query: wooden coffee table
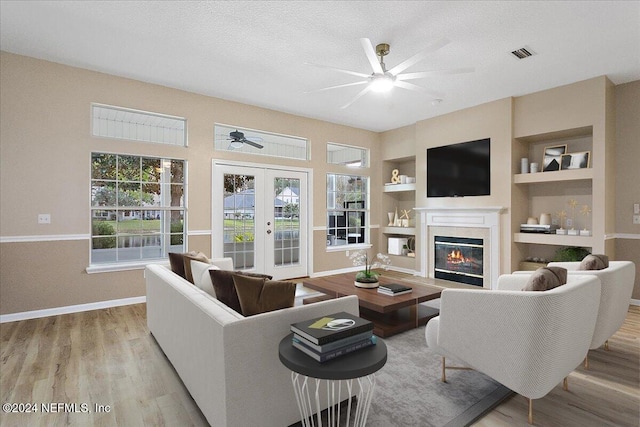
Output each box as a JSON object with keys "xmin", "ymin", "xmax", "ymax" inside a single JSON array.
[{"xmin": 302, "ymin": 273, "xmax": 441, "ymax": 337}]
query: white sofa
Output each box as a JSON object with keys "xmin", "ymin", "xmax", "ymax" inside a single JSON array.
[
  {"xmin": 145, "ymin": 263, "xmax": 360, "ymax": 427},
  {"xmin": 426, "ymin": 273, "xmax": 601, "ymax": 424}
]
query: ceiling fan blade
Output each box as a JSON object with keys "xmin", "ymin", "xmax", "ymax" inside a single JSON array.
[
  {"xmin": 394, "ymin": 81, "xmax": 443, "ymax": 99},
  {"xmin": 243, "ymin": 139, "xmax": 264, "ymax": 149},
  {"xmin": 396, "ymin": 67, "xmax": 475, "ymax": 81},
  {"xmin": 340, "ymin": 85, "xmax": 373, "ymax": 109},
  {"xmin": 360, "ymin": 38, "xmax": 384, "ymax": 74},
  {"xmin": 388, "ymin": 38, "xmax": 450, "ymax": 76},
  {"xmin": 304, "ymin": 62, "xmax": 370, "ymax": 78},
  {"xmin": 305, "ymin": 80, "xmax": 368, "ymax": 94},
  {"xmin": 245, "ymin": 136, "xmax": 263, "ymax": 143}
]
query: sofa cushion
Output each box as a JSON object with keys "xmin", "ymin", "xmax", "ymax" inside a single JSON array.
[
  {"xmin": 191, "ymin": 260, "xmax": 220, "ymax": 297},
  {"xmin": 183, "ymin": 252, "xmax": 210, "ymax": 283},
  {"xmin": 233, "ymin": 275, "xmax": 296, "ymax": 316},
  {"xmin": 209, "ymin": 269, "xmax": 273, "ymax": 313},
  {"xmin": 169, "ymin": 251, "xmax": 208, "ymax": 281},
  {"xmin": 579, "ymin": 254, "xmax": 609, "ymax": 271},
  {"xmin": 522, "ymin": 266, "xmax": 568, "ymax": 291}
]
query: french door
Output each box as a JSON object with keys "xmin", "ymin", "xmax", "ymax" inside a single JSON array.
[{"xmin": 212, "ymin": 162, "xmax": 308, "ymax": 280}]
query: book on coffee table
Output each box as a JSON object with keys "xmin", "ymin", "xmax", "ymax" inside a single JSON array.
[
  {"xmin": 290, "ymin": 312, "xmax": 373, "ymax": 345},
  {"xmin": 377, "ymin": 283, "xmax": 412, "ymax": 296}
]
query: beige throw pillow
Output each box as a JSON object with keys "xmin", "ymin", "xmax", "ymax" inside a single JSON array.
[
  {"xmin": 190, "ymin": 260, "xmax": 220, "ymax": 297},
  {"xmin": 578, "ymin": 254, "xmax": 609, "ymax": 271},
  {"xmin": 522, "ymin": 267, "xmax": 568, "ymax": 291},
  {"xmin": 232, "ymin": 274, "xmax": 296, "ymax": 316}
]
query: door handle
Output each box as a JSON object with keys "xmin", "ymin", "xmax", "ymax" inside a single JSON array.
[{"xmin": 267, "ymin": 229, "xmax": 272, "ymax": 234}]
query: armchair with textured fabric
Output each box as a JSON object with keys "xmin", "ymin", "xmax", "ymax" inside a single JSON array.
[{"xmin": 425, "ymin": 273, "xmax": 601, "ymax": 424}]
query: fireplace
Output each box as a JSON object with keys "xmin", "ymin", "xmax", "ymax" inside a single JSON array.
[{"xmin": 434, "ymin": 236, "xmax": 484, "ymax": 286}]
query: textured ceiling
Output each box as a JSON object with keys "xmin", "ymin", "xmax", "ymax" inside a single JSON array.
[{"xmin": 1, "ymin": 1, "xmax": 639, "ymax": 132}]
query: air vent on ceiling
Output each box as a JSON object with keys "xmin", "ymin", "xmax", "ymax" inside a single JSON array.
[{"xmin": 511, "ymin": 47, "xmax": 534, "ymax": 59}]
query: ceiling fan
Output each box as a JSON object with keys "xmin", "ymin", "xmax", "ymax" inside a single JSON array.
[
  {"xmin": 306, "ymin": 38, "xmax": 473, "ymax": 109},
  {"xmin": 223, "ymin": 130, "xmax": 264, "ymax": 150}
]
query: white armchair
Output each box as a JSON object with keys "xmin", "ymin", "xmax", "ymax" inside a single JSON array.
[
  {"xmin": 425, "ymin": 274, "xmax": 601, "ymax": 424},
  {"xmin": 546, "ymin": 260, "xmax": 635, "ymax": 366}
]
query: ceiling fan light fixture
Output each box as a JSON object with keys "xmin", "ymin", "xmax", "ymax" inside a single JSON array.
[
  {"xmin": 229, "ymin": 140, "xmax": 244, "ymax": 149},
  {"xmin": 369, "ymin": 74, "xmax": 395, "ymax": 93}
]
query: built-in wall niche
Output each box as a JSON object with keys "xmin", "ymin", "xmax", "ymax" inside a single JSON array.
[
  {"xmin": 518, "ymin": 129, "xmax": 593, "ymax": 174},
  {"xmin": 527, "ymin": 181, "xmax": 593, "ymax": 231}
]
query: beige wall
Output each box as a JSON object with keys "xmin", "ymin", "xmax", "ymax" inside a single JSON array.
[
  {"xmin": 2, "ymin": 50, "xmax": 637, "ymax": 316},
  {"xmin": 615, "ymin": 81, "xmax": 640, "ymax": 299},
  {"xmin": 414, "ymin": 98, "xmax": 514, "ymax": 275},
  {"xmin": 0, "ymin": 52, "xmax": 380, "ymax": 315}
]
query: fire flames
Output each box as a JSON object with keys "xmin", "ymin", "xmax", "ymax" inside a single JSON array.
[{"xmin": 447, "ymin": 249, "xmax": 467, "ymax": 264}]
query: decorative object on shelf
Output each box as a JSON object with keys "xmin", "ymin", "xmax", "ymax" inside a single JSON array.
[
  {"xmin": 553, "ymin": 246, "xmax": 591, "ymax": 262},
  {"xmin": 530, "ymin": 162, "xmax": 539, "ymax": 173},
  {"xmin": 407, "ymin": 177, "xmax": 416, "ymax": 183},
  {"xmin": 543, "ymin": 144, "xmax": 567, "ymax": 172},
  {"xmin": 561, "ymin": 151, "xmax": 591, "ymax": 170},
  {"xmin": 580, "ymin": 205, "xmax": 592, "ymax": 236},
  {"xmin": 567, "ymin": 199, "xmax": 578, "ymax": 235},
  {"xmin": 399, "ymin": 209, "xmax": 411, "ymax": 227},
  {"xmin": 527, "ymin": 217, "xmax": 538, "ymax": 225},
  {"xmin": 556, "ymin": 210, "xmax": 568, "ymax": 235},
  {"xmin": 393, "ymin": 207, "xmax": 399, "ymax": 226},
  {"xmin": 390, "ymin": 169, "xmax": 401, "ymax": 184},
  {"xmin": 521, "ymin": 158, "xmax": 529, "ymax": 174},
  {"xmin": 349, "ymin": 250, "xmax": 391, "ymax": 288},
  {"xmin": 399, "ymin": 174, "xmax": 408, "ymax": 184},
  {"xmin": 539, "ymin": 213, "xmax": 552, "ymax": 226},
  {"xmin": 387, "ymin": 212, "xmax": 395, "ymax": 226}
]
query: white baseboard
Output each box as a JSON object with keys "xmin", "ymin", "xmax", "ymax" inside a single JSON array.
[
  {"xmin": 630, "ymin": 299, "xmax": 640, "ymax": 307},
  {"xmin": 0, "ymin": 296, "xmax": 146, "ymax": 323}
]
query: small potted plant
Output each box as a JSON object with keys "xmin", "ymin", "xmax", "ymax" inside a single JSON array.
[{"xmin": 349, "ymin": 250, "xmax": 391, "ymax": 288}]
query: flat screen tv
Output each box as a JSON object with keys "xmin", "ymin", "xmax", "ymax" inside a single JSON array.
[{"xmin": 427, "ymin": 138, "xmax": 491, "ymax": 197}]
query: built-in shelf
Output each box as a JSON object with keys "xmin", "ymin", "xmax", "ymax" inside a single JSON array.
[
  {"xmin": 382, "ymin": 227, "xmax": 415, "ymax": 235},
  {"xmin": 514, "ymin": 168, "xmax": 593, "ymax": 184},
  {"xmin": 383, "ymin": 183, "xmax": 415, "ymax": 192},
  {"xmin": 514, "ymin": 232, "xmax": 594, "ymax": 247}
]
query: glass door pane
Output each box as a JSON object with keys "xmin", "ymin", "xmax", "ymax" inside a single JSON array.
[
  {"xmin": 223, "ymin": 173, "xmax": 256, "ymax": 270},
  {"xmin": 273, "ymin": 177, "xmax": 300, "ymax": 267}
]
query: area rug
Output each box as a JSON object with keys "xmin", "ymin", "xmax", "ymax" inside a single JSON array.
[{"xmin": 365, "ymin": 326, "xmax": 513, "ymax": 427}]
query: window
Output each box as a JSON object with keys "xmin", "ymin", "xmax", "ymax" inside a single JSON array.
[
  {"xmin": 92, "ymin": 104, "xmax": 186, "ymax": 146},
  {"xmin": 326, "ymin": 173, "xmax": 368, "ymax": 247},
  {"xmin": 90, "ymin": 153, "xmax": 186, "ymax": 264},
  {"xmin": 326, "ymin": 143, "xmax": 369, "ymax": 167},
  {"xmin": 214, "ymin": 124, "xmax": 309, "ymax": 160}
]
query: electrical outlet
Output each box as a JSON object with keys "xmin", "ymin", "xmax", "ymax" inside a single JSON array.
[
  {"xmin": 566, "ymin": 218, "xmax": 573, "ymax": 228},
  {"xmin": 345, "ymin": 250, "xmax": 349, "ymax": 257},
  {"xmin": 634, "ymin": 215, "xmax": 640, "ymax": 225},
  {"xmin": 38, "ymin": 214, "xmax": 51, "ymax": 224}
]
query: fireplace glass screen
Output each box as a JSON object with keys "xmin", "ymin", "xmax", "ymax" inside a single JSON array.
[{"xmin": 434, "ymin": 236, "xmax": 484, "ymax": 286}]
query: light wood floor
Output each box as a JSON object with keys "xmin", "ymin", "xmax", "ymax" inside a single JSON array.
[{"xmin": 1, "ymin": 300, "xmax": 638, "ymax": 426}]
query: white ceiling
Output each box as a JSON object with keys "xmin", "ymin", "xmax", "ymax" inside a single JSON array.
[{"xmin": 1, "ymin": 1, "xmax": 639, "ymax": 132}]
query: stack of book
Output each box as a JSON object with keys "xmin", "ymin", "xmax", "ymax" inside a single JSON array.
[
  {"xmin": 290, "ymin": 312, "xmax": 375, "ymax": 363},
  {"xmin": 377, "ymin": 283, "xmax": 412, "ymax": 296}
]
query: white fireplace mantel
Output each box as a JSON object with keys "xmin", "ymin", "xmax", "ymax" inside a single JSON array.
[{"xmin": 414, "ymin": 207, "xmax": 506, "ymax": 288}]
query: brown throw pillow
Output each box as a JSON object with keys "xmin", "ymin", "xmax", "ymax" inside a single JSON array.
[
  {"xmin": 183, "ymin": 252, "xmax": 209, "ymax": 283},
  {"xmin": 169, "ymin": 251, "xmax": 200, "ymax": 279},
  {"xmin": 522, "ymin": 267, "xmax": 568, "ymax": 291},
  {"xmin": 209, "ymin": 270, "xmax": 273, "ymax": 313},
  {"xmin": 233, "ymin": 274, "xmax": 296, "ymax": 316},
  {"xmin": 579, "ymin": 254, "xmax": 609, "ymax": 271}
]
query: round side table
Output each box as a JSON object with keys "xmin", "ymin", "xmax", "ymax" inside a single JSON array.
[{"xmin": 278, "ymin": 333, "xmax": 387, "ymax": 427}]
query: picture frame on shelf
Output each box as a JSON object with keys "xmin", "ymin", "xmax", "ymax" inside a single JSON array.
[
  {"xmin": 560, "ymin": 151, "xmax": 591, "ymax": 170},
  {"xmin": 542, "ymin": 144, "xmax": 567, "ymax": 172}
]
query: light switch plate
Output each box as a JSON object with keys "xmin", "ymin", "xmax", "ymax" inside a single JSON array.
[{"xmin": 634, "ymin": 203, "xmax": 640, "ymax": 214}]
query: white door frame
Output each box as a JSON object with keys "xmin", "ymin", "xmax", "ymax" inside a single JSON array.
[{"xmin": 212, "ymin": 160, "xmax": 314, "ymax": 279}]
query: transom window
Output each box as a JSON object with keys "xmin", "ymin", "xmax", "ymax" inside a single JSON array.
[
  {"xmin": 214, "ymin": 124, "xmax": 309, "ymax": 160},
  {"xmin": 90, "ymin": 152, "xmax": 186, "ymax": 264},
  {"xmin": 327, "ymin": 142, "xmax": 369, "ymax": 167},
  {"xmin": 326, "ymin": 174, "xmax": 368, "ymax": 247},
  {"xmin": 92, "ymin": 104, "xmax": 186, "ymax": 146}
]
